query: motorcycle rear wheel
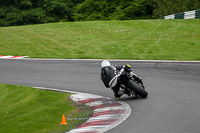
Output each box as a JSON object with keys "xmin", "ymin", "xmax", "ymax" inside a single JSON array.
[{"xmin": 127, "ymin": 79, "xmax": 148, "ymax": 98}]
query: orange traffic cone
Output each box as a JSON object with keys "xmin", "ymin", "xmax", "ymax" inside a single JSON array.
[{"xmin": 60, "ymin": 115, "xmax": 67, "ymax": 125}]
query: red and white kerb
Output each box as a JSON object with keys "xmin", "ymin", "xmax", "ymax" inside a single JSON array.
[{"xmin": 68, "ymin": 93, "xmax": 131, "ymax": 133}]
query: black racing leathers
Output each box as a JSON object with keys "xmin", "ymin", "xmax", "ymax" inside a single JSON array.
[
  {"xmin": 101, "ymin": 64, "xmax": 143, "ymax": 98},
  {"xmin": 100, "ymin": 65, "xmax": 123, "ymax": 97}
]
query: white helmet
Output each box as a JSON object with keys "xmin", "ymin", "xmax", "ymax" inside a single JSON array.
[{"xmin": 101, "ymin": 60, "xmax": 111, "ymax": 68}]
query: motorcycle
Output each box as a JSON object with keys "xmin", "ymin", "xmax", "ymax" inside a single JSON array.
[{"xmin": 109, "ymin": 67, "xmax": 148, "ymax": 98}]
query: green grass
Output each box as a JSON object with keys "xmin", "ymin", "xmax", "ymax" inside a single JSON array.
[
  {"xmin": 0, "ymin": 19, "xmax": 200, "ymax": 60},
  {"xmin": 0, "ymin": 84, "xmax": 77, "ymax": 133}
]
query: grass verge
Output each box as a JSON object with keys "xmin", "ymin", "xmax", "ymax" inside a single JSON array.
[
  {"xmin": 0, "ymin": 19, "xmax": 200, "ymax": 60},
  {"xmin": 0, "ymin": 84, "xmax": 90, "ymax": 133}
]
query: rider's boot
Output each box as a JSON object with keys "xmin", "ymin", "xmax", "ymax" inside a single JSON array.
[
  {"xmin": 112, "ymin": 86, "xmax": 122, "ymax": 99},
  {"xmin": 114, "ymin": 92, "xmax": 122, "ymax": 100},
  {"xmin": 113, "ymin": 89, "xmax": 122, "ymax": 99}
]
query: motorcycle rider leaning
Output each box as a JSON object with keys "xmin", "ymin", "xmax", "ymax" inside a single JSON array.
[{"xmin": 100, "ymin": 60, "xmax": 144, "ymax": 99}]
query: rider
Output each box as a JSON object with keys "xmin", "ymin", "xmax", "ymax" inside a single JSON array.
[{"xmin": 100, "ymin": 60, "xmax": 143, "ymax": 99}]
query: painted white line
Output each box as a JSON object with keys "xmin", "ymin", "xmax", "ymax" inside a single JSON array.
[
  {"xmin": 94, "ymin": 106, "xmax": 125, "ymax": 113},
  {"xmin": 86, "ymin": 101, "xmax": 106, "ymax": 107},
  {"xmin": 0, "ymin": 55, "xmax": 29, "ymax": 59},
  {"xmin": 0, "ymin": 56, "xmax": 13, "ymax": 58},
  {"xmin": 67, "ymin": 126, "xmax": 106, "ymax": 133},
  {"xmin": 71, "ymin": 93, "xmax": 103, "ymax": 101},
  {"xmin": 87, "ymin": 114, "xmax": 123, "ymax": 122},
  {"xmin": 33, "ymin": 86, "xmax": 98, "ymax": 96},
  {"xmin": 85, "ymin": 99, "xmax": 118, "ymax": 107}
]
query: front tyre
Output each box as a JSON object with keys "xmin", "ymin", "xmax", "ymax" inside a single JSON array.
[{"xmin": 127, "ymin": 79, "xmax": 148, "ymax": 98}]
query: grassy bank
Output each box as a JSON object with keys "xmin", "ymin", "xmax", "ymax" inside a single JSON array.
[
  {"xmin": 0, "ymin": 84, "xmax": 78, "ymax": 133},
  {"xmin": 0, "ymin": 19, "xmax": 200, "ymax": 60}
]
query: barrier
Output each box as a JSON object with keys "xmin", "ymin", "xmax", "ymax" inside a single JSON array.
[{"xmin": 161, "ymin": 9, "xmax": 200, "ymax": 19}]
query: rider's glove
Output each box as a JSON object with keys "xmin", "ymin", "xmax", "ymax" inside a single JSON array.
[{"xmin": 130, "ymin": 71, "xmax": 136, "ymax": 77}]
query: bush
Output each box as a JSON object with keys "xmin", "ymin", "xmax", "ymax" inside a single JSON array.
[
  {"xmin": 73, "ymin": 0, "xmax": 154, "ymax": 21},
  {"xmin": 0, "ymin": 0, "xmax": 74, "ymax": 26},
  {"xmin": 45, "ymin": 0, "xmax": 73, "ymax": 21},
  {"xmin": 1, "ymin": 0, "xmax": 199, "ymax": 27},
  {"xmin": 0, "ymin": 7, "xmax": 22, "ymax": 26}
]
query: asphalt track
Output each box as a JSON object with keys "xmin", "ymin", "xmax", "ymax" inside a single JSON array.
[{"xmin": 0, "ymin": 59, "xmax": 200, "ymax": 133}]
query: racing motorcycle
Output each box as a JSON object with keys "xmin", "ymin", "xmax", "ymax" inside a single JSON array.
[{"xmin": 109, "ymin": 67, "xmax": 148, "ymax": 98}]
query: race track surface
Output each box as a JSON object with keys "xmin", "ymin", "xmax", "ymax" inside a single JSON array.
[{"xmin": 0, "ymin": 59, "xmax": 200, "ymax": 133}]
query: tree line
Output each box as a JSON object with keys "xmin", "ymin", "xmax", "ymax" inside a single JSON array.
[{"xmin": 0, "ymin": 0, "xmax": 200, "ymax": 26}]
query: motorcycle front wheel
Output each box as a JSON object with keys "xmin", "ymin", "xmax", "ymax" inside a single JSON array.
[{"xmin": 126, "ymin": 79, "xmax": 148, "ymax": 98}]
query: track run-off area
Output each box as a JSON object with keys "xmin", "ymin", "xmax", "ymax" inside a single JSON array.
[{"xmin": 0, "ymin": 59, "xmax": 200, "ymax": 133}]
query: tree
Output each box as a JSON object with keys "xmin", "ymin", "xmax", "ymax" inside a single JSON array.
[
  {"xmin": 73, "ymin": 0, "xmax": 154, "ymax": 21},
  {"xmin": 0, "ymin": 0, "xmax": 74, "ymax": 26}
]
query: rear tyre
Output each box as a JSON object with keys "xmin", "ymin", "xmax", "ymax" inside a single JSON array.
[{"xmin": 127, "ymin": 79, "xmax": 148, "ymax": 98}]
